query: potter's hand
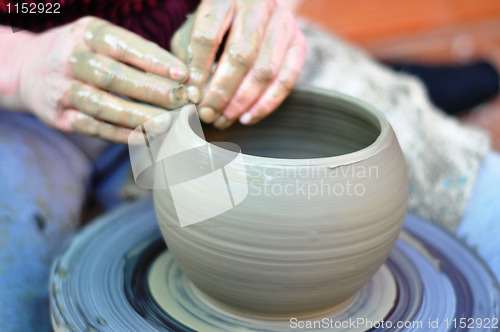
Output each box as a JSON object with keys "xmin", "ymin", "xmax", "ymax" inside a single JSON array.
[
  {"xmin": 171, "ymin": 0, "xmax": 306, "ymax": 129},
  {"xmin": 11, "ymin": 17, "xmax": 189, "ymax": 143}
]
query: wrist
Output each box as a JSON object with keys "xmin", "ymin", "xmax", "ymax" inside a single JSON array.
[{"xmin": 0, "ymin": 28, "xmax": 36, "ymax": 111}]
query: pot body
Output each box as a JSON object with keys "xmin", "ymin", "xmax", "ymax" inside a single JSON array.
[{"xmin": 153, "ymin": 88, "xmax": 408, "ymax": 317}]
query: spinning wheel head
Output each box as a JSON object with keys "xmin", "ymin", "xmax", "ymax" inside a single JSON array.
[{"xmin": 50, "ymin": 199, "xmax": 500, "ymax": 332}]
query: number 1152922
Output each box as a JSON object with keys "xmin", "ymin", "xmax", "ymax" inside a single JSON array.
[{"xmin": 6, "ymin": 2, "xmax": 61, "ymax": 14}]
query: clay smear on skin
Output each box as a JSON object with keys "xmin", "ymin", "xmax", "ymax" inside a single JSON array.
[
  {"xmin": 85, "ymin": 19, "xmax": 188, "ymax": 81},
  {"xmin": 71, "ymin": 52, "xmax": 187, "ymax": 109}
]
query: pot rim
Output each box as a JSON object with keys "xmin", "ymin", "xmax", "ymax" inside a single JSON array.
[{"xmin": 180, "ymin": 86, "xmax": 392, "ymax": 167}]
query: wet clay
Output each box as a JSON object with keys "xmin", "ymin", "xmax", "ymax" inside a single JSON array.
[
  {"xmin": 84, "ymin": 18, "xmax": 188, "ymax": 82},
  {"xmin": 153, "ymin": 88, "xmax": 408, "ymax": 317},
  {"xmin": 185, "ymin": 0, "xmax": 235, "ymax": 89},
  {"xmin": 1, "ymin": 18, "xmax": 189, "ymax": 144},
  {"xmin": 199, "ymin": 3, "xmax": 273, "ymax": 112},
  {"xmin": 71, "ymin": 51, "xmax": 187, "ymax": 109},
  {"xmin": 67, "ymin": 81, "xmax": 171, "ymax": 132}
]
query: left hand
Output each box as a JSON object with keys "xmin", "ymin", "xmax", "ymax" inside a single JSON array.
[
  {"xmin": 171, "ymin": 0, "xmax": 306, "ymax": 129},
  {"xmin": 7, "ymin": 17, "xmax": 189, "ymax": 144}
]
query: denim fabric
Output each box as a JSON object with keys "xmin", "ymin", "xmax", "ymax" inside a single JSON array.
[
  {"xmin": 0, "ymin": 112, "xmax": 92, "ymax": 331},
  {"xmin": 457, "ymin": 151, "xmax": 500, "ymax": 281}
]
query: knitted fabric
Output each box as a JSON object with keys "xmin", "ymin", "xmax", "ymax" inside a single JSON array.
[
  {"xmin": 297, "ymin": 21, "xmax": 491, "ymax": 231},
  {"xmin": 0, "ymin": 0, "xmax": 200, "ymax": 51}
]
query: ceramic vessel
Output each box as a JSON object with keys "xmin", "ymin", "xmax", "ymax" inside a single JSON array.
[{"xmin": 153, "ymin": 87, "xmax": 408, "ymax": 317}]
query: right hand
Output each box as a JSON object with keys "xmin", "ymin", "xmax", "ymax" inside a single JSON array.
[
  {"xmin": 170, "ymin": 0, "xmax": 306, "ymax": 129},
  {"xmin": 18, "ymin": 16, "xmax": 189, "ymax": 143}
]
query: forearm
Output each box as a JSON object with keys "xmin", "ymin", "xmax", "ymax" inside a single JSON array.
[{"xmin": 0, "ymin": 26, "xmax": 35, "ymax": 111}]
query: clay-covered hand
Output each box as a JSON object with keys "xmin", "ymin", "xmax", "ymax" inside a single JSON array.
[
  {"xmin": 170, "ymin": 0, "xmax": 306, "ymax": 129},
  {"xmin": 17, "ymin": 17, "xmax": 189, "ymax": 143}
]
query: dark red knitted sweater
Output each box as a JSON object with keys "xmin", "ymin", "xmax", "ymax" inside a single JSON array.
[{"xmin": 0, "ymin": 0, "xmax": 200, "ymax": 50}]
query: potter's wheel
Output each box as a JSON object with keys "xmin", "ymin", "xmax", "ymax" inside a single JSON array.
[{"xmin": 50, "ymin": 198, "xmax": 500, "ymax": 331}]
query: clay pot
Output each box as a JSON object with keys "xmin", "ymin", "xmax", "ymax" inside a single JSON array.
[{"xmin": 153, "ymin": 87, "xmax": 408, "ymax": 317}]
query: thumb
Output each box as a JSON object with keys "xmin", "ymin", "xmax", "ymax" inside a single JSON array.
[{"xmin": 170, "ymin": 13, "xmax": 196, "ymax": 63}]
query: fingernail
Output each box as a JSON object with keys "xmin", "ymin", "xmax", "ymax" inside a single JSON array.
[
  {"xmin": 239, "ymin": 112, "xmax": 253, "ymax": 125},
  {"xmin": 169, "ymin": 66, "xmax": 186, "ymax": 81},
  {"xmin": 213, "ymin": 115, "xmax": 232, "ymax": 130},
  {"xmin": 170, "ymin": 85, "xmax": 186, "ymax": 100},
  {"xmin": 199, "ymin": 106, "xmax": 216, "ymax": 123},
  {"xmin": 168, "ymin": 85, "xmax": 188, "ymax": 108},
  {"xmin": 187, "ymin": 85, "xmax": 201, "ymax": 104}
]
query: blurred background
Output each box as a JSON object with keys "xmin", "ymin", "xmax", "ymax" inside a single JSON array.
[
  {"xmin": 296, "ymin": 0, "xmax": 500, "ymax": 149},
  {"xmin": 298, "ymin": 0, "xmax": 500, "ymax": 65}
]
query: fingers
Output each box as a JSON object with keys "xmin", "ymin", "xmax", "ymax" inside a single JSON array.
[
  {"xmin": 239, "ymin": 27, "xmax": 306, "ymax": 125},
  {"xmin": 70, "ymin": 51, "xmax": 188, "ymax": 109},
  {"xmin": 56, "ymin": 109, "xmax": 141, "ymax": 144},
  {"xmin": 170, "ymin": 13, "xmax": 196, "ymax": 63},
  {"xmin": 185, "ymin": 0, "xmax": 235, "ymax": 103},
  {"xmin": 197, "ymin": 0, "xmax": 276, "ymax": 124},
  {"xmin": 214, "ymin": 9, "xmax": 294, "ymax": 128},
  {"xmin": 55, "ymin": 78, "xmax": 173, "ymax": 144},
  {"xmin": 84, "ymin": 17, "xmax": 188, "ymax": 82},
  {"xmin": 64, "ymin": 80, "xmax": 172, "ymax": 134}
]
